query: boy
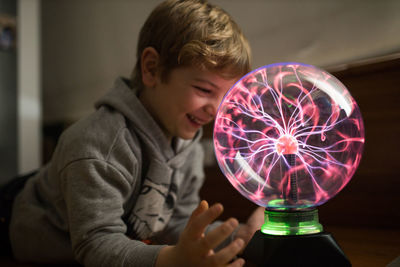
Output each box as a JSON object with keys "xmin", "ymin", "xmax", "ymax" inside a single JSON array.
[{"xmin": 8, "ymin": 0, "xmax": 264, "ymax": 266}]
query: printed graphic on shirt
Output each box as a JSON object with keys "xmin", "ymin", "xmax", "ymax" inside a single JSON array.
[{"xmin": 129, "ymin": 177, "xmax": 177, "ymax": 240}]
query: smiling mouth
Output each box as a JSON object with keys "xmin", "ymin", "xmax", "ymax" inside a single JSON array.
[{"xmin": 187, "ymin": 114, "xmax": 205, "ymax": 126}]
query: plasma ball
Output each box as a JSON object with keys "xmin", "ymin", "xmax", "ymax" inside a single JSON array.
[
  {"xmin": 275, "ymin": 135, "xmax": 298, "ymax": 155},
  {"xmin": 213, "ymin": 62, "xmax": 365, "ymax": 209}
]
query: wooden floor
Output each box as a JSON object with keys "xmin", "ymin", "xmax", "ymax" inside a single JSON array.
[{"xmin": 1, "ymin": 226, "xmax": 399, "ymax": 267}]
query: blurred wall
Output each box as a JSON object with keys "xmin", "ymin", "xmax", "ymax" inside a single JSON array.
[
  {"xmin": 17, "ymin": 0, "xmax": 41, "ymax": 174},
  {"xmin": 41, "ymin": 0, "xmax": 400, "ymax": 124}
]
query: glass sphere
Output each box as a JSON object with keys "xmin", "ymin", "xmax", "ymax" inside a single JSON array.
[{"xmin": 214, "ymin": 62, "xmax": 365, "ymax": 210}]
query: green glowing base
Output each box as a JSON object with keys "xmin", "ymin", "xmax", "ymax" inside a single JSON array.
[
  {"xmin": 243, "ymin": 208, "xmax": 351, "ymax": 266},
  {"xmin": 261, "ymin": 208, "xmax": 323, "ymax": 236}
]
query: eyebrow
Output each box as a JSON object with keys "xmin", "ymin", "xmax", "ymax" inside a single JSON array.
[{"xmin": 193, "ymin": 78, "xmax": 220, "ymax": 90}]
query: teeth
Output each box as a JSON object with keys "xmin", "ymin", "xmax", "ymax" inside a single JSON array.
[{"xmin": 189, "ymin": 114, "xmax": 201, "ymax": 124}]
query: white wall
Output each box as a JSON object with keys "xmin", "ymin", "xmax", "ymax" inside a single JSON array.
[
  {"xmin": 18, "ymin": 0, "xmax": 41, "ymax": 173},
  {"xmin": 41, "ymin": 0, "xmax": 400, "ymax": 124}
]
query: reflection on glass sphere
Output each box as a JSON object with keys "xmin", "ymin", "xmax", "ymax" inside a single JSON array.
[{"xmin": 214, "ymin": 62, "xmax": 365, "ymax": 210}]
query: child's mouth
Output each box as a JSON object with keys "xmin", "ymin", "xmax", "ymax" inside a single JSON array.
[{"xmin": 187, "ymin": 114, "xmax": 202, "ymax": 127}]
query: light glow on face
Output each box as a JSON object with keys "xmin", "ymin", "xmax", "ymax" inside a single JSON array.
[{"xmin": 214, "ymin": 63, "xmax": 365, "ymax": 209}]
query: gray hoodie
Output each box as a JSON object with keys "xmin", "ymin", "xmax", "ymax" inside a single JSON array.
[{"xmin": 10, "ymin": 78, "xmax": 207, "ymax": 266}]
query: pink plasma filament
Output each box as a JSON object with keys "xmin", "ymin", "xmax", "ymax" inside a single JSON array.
[{"xmin": 214, "ymin": 63, "xmax": 365, "ymax": 209}]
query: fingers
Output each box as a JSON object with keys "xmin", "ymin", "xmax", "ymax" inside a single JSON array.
[
  {"xmin": 229, "ymin": 257, "xmax": 245, "ymax": 267},
  {"xmin": 178, "ymin": 201, "xmax": 246, "ymax": 266},
  {"xmin": 186, "ymin": 200, "xmax": 209, "ymax": 232},
  {"xmin": 186, "ymin": 202, "xmax": 224, "ymax": 239},
  {"xmin": 235, "ymin": 206, "xmax": 265, "ymax": 246},
  {"xmin": 188, "ymin": 200, "xmax": 209, "ymax": 223},
  {"xmin": 211, "ymin": 238, "xmax": 245, "ymax": 266},
  {"xmin": 203, "ymin": 218, "xmax": 239, "ymax": 250}
]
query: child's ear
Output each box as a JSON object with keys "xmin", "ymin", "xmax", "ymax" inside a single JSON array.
[{"xmin": 141, "ymin": 47, "xmax": 160, "ymax": 88}]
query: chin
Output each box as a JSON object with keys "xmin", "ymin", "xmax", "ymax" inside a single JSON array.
[
  {"xmin": 180, "ymin": 134, "xmax": 195, "ymax": 140},
  {"xmin": 179, "ymin": 131, "xmax": 197, "ymax": 140}
]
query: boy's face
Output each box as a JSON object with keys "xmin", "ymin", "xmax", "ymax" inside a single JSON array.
[{"xmin": 140, "ymin": 65, "xmax": 238, "ymax": 141}]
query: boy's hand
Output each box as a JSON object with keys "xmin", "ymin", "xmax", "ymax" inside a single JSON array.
[
  {"xmin": 156, "ymin": 200, "xmax": 245, "ymax": 267},
  {"xmin": 235, "ymin": 206, "xmax": 265, "ymax": 251}
]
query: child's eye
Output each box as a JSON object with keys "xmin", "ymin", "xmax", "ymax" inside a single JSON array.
[{"xmin": 194, "ymin": 86, "xmax": 211, "ymax": 94}]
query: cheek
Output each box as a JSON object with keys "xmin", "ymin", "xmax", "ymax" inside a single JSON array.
[{"xmin": 181, "ymin": 92, "xmax": 204, "ymax": 110}]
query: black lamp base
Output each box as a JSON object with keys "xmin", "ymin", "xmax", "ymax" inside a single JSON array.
[{"xmin": 242, "ymin": 230, "xmax": 351, "ymax": 267}]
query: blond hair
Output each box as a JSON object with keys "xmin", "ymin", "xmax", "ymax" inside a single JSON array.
[{"xmin": 131, "ymin": 0, "xmax": 251, "ymax": 88}]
